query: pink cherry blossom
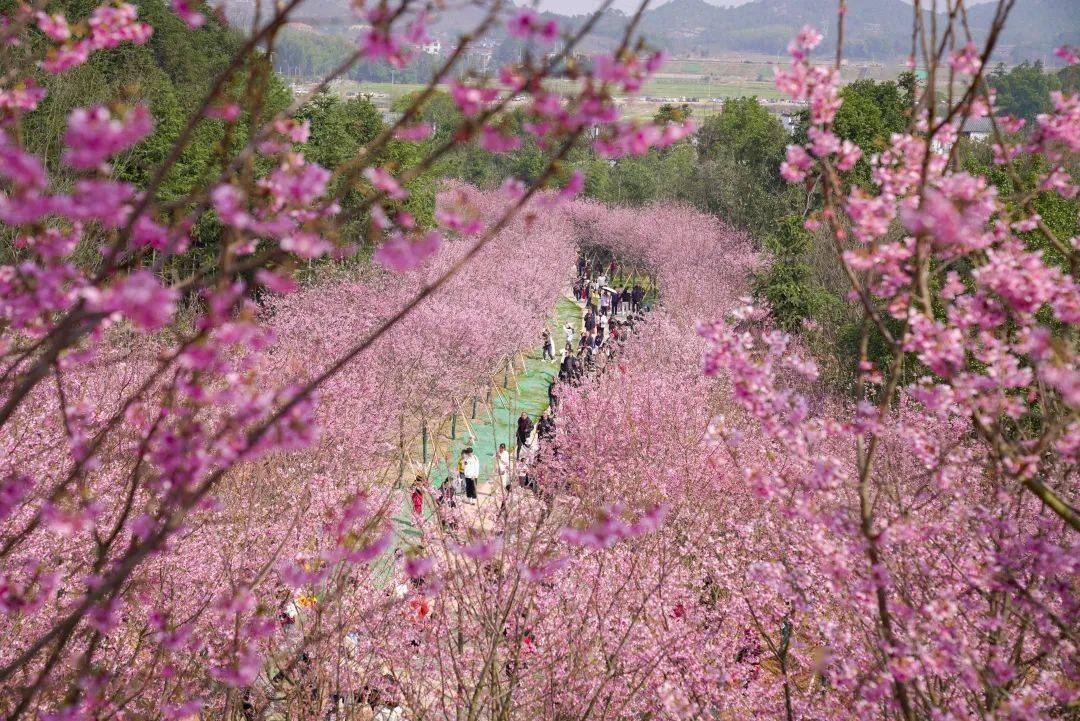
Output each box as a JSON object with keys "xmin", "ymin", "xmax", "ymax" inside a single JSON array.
[
  {"xmin": 88, "ymin": 270, "xmax": 178, "ymax": 330},
  {"xmin": 205, "ymin": 103, "xmax": 241, "ymax": 121},
  {"xmin": 62, "ymin": 105, "xmax": 153, "ymax": 169},
  {"xmin": 1055, "ymin": 44, "xmax": 1079, "ymax": 65},
  {"xmin": 35, "ymin": 12, "xmax": 70, "ymax": 41},
  {"xmin": 372, "ymin": 230, "xmax": 442, "ymax": 272},
  {"xmin": 780, "ymin": 144, "xmax": 812, "ymax": 182},
  {"xmin": 393, "ymin": 122, "xmax": 433, "ymax": 141},
  {"xmin": 478, "ymin": 124, "xmax": 523, "ymax": 153},
  {"xmin": 506, "ymin": 9, "xmax": 558, "ymax": 43},
  {"xmin": 948, "ymin": 42, "xmax": 982, "ymax": 75},
  {"xmin": 170, "ymin": 0, "xmax": 205, "ymax": 28},
  {"xmin": 363, "ymin": 166, "xmax": 408, "ymax": 200}
]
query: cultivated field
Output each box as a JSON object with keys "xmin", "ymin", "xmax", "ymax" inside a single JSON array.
[{"xmin": 320, "ymin": 53, "xmax": 907, "ymax": 119}]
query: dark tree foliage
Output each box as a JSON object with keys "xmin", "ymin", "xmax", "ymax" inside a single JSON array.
[
  {"xmin": 987, "ymin": 60, "xmax": 1061, "ymax": 123},
  {"xmin": 271, "ymin": 27, "xmax": 440, "ymax": 82},
  {"xmin": 753, "ymin": 215, "xmax": 837, "ymax": 331}
]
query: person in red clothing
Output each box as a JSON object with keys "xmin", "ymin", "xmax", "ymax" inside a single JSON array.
[
  {"xmin": 521, "ymin": 629, "xmax": 535, "ymax": 655},
  {"xmin": 411, "ymin": 474, "xmax": 425, "ymax": 517},
  {"xmin": 408, "ymin": 595, "xmax": 431, "ymax": 622}
]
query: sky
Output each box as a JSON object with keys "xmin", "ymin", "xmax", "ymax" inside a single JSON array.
[
  {"xmin": 531, "ymin": 0, "xmax": 745, "ymax": 14},
  {"xmin": 531, "ymin": 0, "xmax": 995, "ymax": 15}
]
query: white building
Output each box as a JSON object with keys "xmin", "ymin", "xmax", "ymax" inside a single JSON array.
[
  {"xmin": 959, "ymin": 116, "xmax": 994, "ymax": 143},
  {"xmin": 422, "ymin": 40, "xmax": 442, "ymax": 55}
]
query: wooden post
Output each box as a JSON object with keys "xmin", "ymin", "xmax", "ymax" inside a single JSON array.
[
  {"xmin": 450, "ymin": 414, "xmax": 457, "ymax": 440},
  {"xmin": 397, "ymin": 415, "xmax": 405, "ymax": 483},
  {"xmin": 471, "ymin": 397, "xmax": 477, "ymax": 419},
  {"xmin": 422, "ymin": 425, "xmax": 428, "ymax": 464}
]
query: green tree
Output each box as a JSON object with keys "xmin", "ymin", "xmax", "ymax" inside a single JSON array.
[
  {"xmin": 654, "ymin": 102, "xmax": 692, "ymax": 124},
  {"xmin": 691, "ymin": 97, "xmax": 796, "ymax": 237},
  {"xmin": 824, "ymin": 78, "xmax": 910, "ymax": 185},
  {"xmin": 297, "ymin": 91, "xmax": 383, "ymax": 170},
  {"xmin": 753, "ymin": 215, "xmax": 838, "ymax": 331},
  {"xmin": 606, "ymin": 154, "xmax": 659, "ymax": 206},
  {"xmin": 987, "ymin": 60, "xmax": 1060, "ymax": 123},
  {"xmin": 12, "ymin": 0, "xmax": 294, "ymax": 275},
  {"xmin": 697, "ymin": 96, "xmax": 786, "ymax": 167}
]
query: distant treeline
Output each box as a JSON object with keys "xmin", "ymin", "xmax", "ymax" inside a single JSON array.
[{"xmin": 271, "ymin": 28, "xmax": 441, "ymax": 83}]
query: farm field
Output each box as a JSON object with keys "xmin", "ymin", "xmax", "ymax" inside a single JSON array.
[{"xmin": 320, "ymin": 53, "xmax": 909, "ymax": 117}]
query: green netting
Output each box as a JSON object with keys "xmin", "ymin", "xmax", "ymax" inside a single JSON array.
[{"xmin": 390, "ymin": 294, "xmax": 583, "ymax": 537}]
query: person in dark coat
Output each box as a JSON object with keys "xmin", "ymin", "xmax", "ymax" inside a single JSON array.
[
  {"xmin": 536, "ymin": 409, "xmax": 555, "ymax": 444},
  {"xmin": 568, "ymin": 353, "xmax": 583, "ymax": 384},
  {"xmin": 516, "ymin": 412, "xmax": 533, "ymax": 458},
  {"xmin": 559, "ymin": 354, "xmax": 572, "ymax": 383},
  {"xmin": 541, "ymin": 328, "xmax": 554, "ymax": 360}
]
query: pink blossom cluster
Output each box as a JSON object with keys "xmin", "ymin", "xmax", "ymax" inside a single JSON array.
[
  {"xmin": 0, "ymin": 0, "xmax": 675, "ymax": 714},
  {"xmin": 506, "ymin": 8, "xmax": 558, "ymax": 43},
  {"xmin": 667, "ymin": 24, "xmax": 1080, "ymax": 721},
  {"xmin": 38, "ymin": 3, "xmax": 152, "ymax": 74},
  {"xmin": 62, "ymin": 105, "xmax": 153, "ymax": 169},
  {"xmin": 0, "ymin": 179, "xmax": 582, "ymax": 715}
]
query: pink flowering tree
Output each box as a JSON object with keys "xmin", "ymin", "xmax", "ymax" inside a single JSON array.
[
  {"xmin": 0, "ymin": 0, "xmax": 700, "ymax": 715},
  {"xmin": 694, "ymin": 8, "xmax": 1079, "ymax": 721},
  {"xmin": 2, "ymin": 0, "xmax": 1077, "ymax": 716}
]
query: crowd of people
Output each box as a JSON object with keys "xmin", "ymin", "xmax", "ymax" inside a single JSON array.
[
  {"xmin": 516, "ymin": 256, "xmax": 651, "ymax": 492},
  {"xmin": 430, "ymin": 255, "xmax": 651, "ymax": 510},
  {"xmin": 368, "ymin": 255, "xmax": 652, "ymax": 720},
  {"xmin": 559, "ymin": 259, "xmax": 649, "ymax": 387}
]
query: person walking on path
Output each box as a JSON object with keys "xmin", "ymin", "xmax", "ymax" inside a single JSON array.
[
  {"xmin": 541, "ymin": 329, "xmax": 555, "ymax": 361},
  {"xmin": 570, "ymin": 349, "xmax": 585, "ymax": 383},
  {"xmin": 516, "ymin": 412, "xmax": 533, "ymax": 459},
  {"xmin": 461, "ymin": 447, "xmax": 479, "ymax": 502},
  {"xmin": 537, "ymin": 409, "xmax": 555, "ymax": 444},
  {"xmin": 411, "ymin": 474, "xmax": 425, "ymax": 518},
  {"xmin": 495, "ymin": 443, "xmax": 511, "ymax": 490},
  {"xmin": 437, "ymin": 474, "xmax": 456, "ymax": 509}
]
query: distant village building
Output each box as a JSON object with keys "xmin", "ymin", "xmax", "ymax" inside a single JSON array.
[
  {"xmin": 959, "ymin": 116, "xmax": 993, "ymax": 143},
  {"xmin": 422, "ymin": 40, "xmax": 442, "ymax": 55},
  {"xmin": 931, "ymin": 116, "xmax": 996, "ymax": 154},
  {"xmin": 464, "ymin": 41, "xmax": 497, "ymax": 73},
  {"xmin": 760, "ymin": 99, "xmax": 804, "ymax": 135}
]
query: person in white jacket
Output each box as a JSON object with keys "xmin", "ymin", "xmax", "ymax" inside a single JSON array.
[
  {"xmin": 462, "ymin": 447, "xmax": 480, "ymax": 502},
  {"xmin": 494, "ymin": 443, "xmax": 511, "ymax": 490}
]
